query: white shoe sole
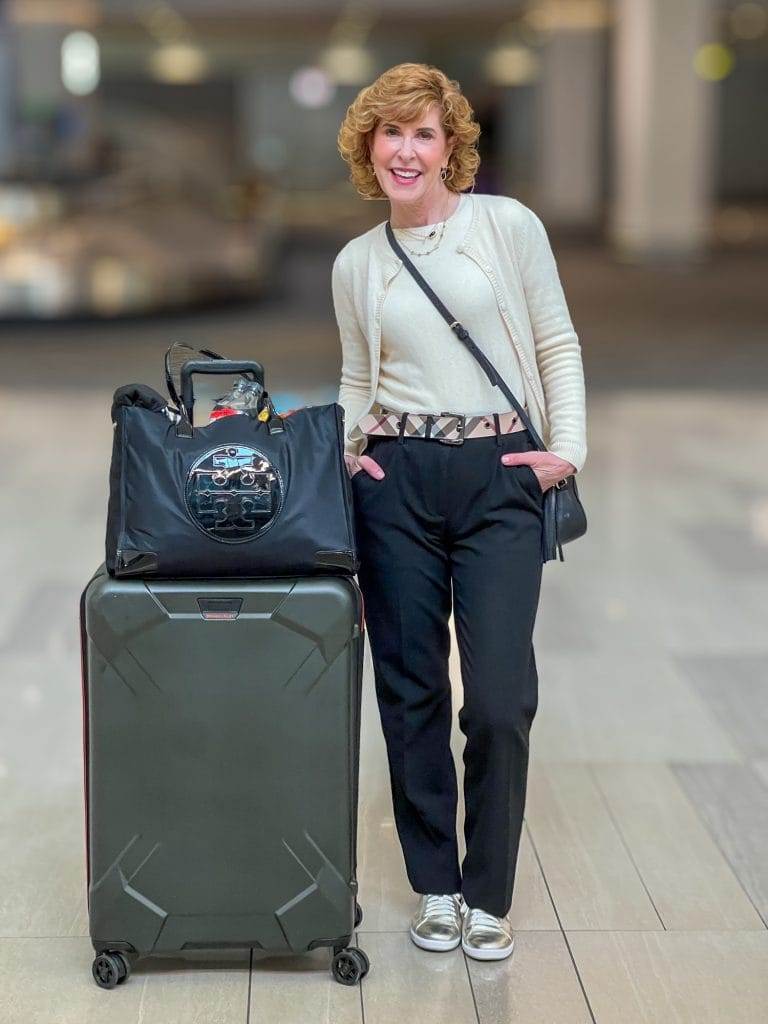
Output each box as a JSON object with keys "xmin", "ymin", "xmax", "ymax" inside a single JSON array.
[
  {"xmin": 461, "ymin": 936, "xmax": 515, "ymax": 961},
  {"xmin": 409, "ymin": 926, "xmax": 461, "ymax": 952}
]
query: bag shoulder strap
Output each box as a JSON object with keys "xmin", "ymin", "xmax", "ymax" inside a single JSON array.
[{"xmin": 384, "ymin": 220, "xmax": 546, "ymax": 451}]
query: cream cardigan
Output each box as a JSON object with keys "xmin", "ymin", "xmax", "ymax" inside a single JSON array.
[
  {"xmin": 378, "ymin": 193, "xmax": 529, "ymax": 420},
  {"xmin": 331, "ymin": 193, "xmax": 588, "ymax": 472}
]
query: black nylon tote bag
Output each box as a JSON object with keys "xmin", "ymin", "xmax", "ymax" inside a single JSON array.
[{"xmin": 105, "ymin": 357, "xmax": 358, "ymax": 578}]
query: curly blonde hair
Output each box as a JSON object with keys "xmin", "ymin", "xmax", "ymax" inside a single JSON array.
[{"xmin": 337, "ymin": 62, "xmax": 481, "ymax": 200}]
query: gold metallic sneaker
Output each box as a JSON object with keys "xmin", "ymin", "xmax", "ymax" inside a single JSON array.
[
  {"xmin": 461, "ymin": 906, "xmax": 515, "ymax": 961},
  {"xmin": 409, "ymin": 893, "xmax": 463, "ymax": 951}
]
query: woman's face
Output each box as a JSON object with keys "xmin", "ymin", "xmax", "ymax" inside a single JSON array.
[{"xmin": 369, "ymin": 104, "xmax": 454, "ymax": 203}]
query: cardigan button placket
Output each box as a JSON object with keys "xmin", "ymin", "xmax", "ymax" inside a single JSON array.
[{"xmin": 463, "ymin": 245, "xmax": 544, "ymax": 411}]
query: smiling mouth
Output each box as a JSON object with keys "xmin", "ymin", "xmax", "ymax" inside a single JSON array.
[{"xmin": 390, "ymin": 169, "xmax": 422, "ymax": 184}]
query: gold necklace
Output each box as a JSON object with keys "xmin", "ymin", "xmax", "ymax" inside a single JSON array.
[
  {"xmin": 395, "ymin": 219, "xmax": 447, "ymax": 257},
  {"xmin": 392, "ymin": 196, "xmax": 460, "ymax": 246},
  {"xmin": 399, "ymin": 222, "xmax": 440, "ymax": 241}
]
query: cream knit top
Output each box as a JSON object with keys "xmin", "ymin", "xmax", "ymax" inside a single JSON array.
[
  {"xmin": 379, "ymin": 193, "xmax": 527, "ymax": 417},
  {"xmin": 332, "ymin": 193, "xmax": 587, "ymax": 472}
]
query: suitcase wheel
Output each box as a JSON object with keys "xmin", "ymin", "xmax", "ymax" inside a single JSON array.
[
  {"xmin": 92, "ymin": 951, "xmax": 131, "ymax": 990},
  {"xmin": 331, "ymin": 947, "xmax": 370, "ymax": 986}
]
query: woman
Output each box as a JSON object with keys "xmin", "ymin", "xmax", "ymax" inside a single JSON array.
[{"xmin": 332, "ymin": 63, "xmax": 586, "ymax": 961}]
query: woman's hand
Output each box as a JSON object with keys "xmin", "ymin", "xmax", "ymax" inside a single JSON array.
[
  {"xmin": 279, "ymin": 410, "xmax": 386, "ymax": 480},
  {"xmin": 500, "ymin": 451, "xmax": 576, "ymax": 492},
  {"xmin": 344, "ymin": 452, "xmax": 385, "ymax": 480}
]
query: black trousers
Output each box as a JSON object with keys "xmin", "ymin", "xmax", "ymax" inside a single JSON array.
[{"xmin": 351, "ymin": 426, "xmax": 544, "ymax": 918}]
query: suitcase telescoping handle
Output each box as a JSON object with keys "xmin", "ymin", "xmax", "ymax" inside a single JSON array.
[{"xmin": 179, "ymin": 359, "xmax": 265, "ymax": 426}]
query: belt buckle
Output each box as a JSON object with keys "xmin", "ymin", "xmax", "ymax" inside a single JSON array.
[{"xmin": 437, "ymin": 411, "xmax": 465, "ymax": 445}]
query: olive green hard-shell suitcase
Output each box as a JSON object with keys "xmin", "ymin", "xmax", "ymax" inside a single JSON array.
[{"xmin": 79, "ymin": 565, "xmax": 368, "ymax": 988}]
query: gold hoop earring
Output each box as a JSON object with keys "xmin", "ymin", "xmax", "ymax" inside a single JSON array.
[{"xmin": 440, "ymin": 166, "xmax": 448, "ymax": 182}]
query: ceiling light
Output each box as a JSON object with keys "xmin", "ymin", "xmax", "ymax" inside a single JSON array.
[
  {"xmin": 149, "ymin": 42, "xmax": 208, "ymax": 84},
  {"xmin": 61, "ymin": 30, "xmax": 100, "ymax": 96}
]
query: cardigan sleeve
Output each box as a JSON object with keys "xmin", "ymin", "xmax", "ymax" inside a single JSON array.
[
  {"xmin": 332, "ymin": 249, "xmax": 372, "ymax": 458},
  {"xmin": 518, "ymin": 209, "xmax": 587, "ymax": 473}
]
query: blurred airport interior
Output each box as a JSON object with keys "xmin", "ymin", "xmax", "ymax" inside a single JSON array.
[
  {"xmin": 0, "ymin": 0, "xmax": 766, "ymax": 402},
  {"xmin": 0, "ymin": 0, "xmax": 766, "ymax": 321},
  {"xmin": 1, "ymin": 2, "xmax": 768, "ymax": 1022}
]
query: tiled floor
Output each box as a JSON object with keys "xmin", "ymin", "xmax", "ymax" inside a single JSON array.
[{"xmin": 1, "ymin": 248, "xmax": 768, "ymax": 1021}]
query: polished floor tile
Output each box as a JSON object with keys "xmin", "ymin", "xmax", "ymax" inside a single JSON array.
[
  {"xmin": 0, "ymin": 582, "xmax": 80, "ymax": 656},
  {"xmin": 531, "ymin": 653, "xmax": 740, "ymax": 762},
  {"xmin": 249, "ymin": 940, "xmax": 363, "ymax": 1024},
  {"xmin": 0, "ymin": 788, "xmax": 87, "ymax": 939},
  {"xmin": 752, "ymin": 759, "xmax": 768, "ymax": 789},
  {"xmin": 355, "ymin": 781, "xmax": 414, "ymax": 933},
  {"xmin": 674, "ymin": 653, "xmax": 768, "ymax": 759},
  {"xmin": 465, "ymin": 930, "xmax": 592, "ymax": 1024},
  {"xmin": 525, "ymin": 763, "xmax": 662, "ymax": 930},
  {"xmin": 531, "ymin": 580, "xmax": 597, "ymax": 652},
  {"xmin": 591, "ymin": 763, "xmax": 763, "ymax": 929},
  {"xmin": 568, "ymin": 930, "xmax": 768, "ymax": 1024},
  {"xmin": 356, "ymin": 931, "xmax": 477, "ymax": 1024},
  {"xmin": 0, "ymin": 939, "xmax": 250, "ymax": 1024},
  {"xmin": 673, "ymin": 763, "xmax": 768, "ymax": 924},
  {"xmin": 683, "ymin": 523, "xmax": 768, "ymax": 574}
]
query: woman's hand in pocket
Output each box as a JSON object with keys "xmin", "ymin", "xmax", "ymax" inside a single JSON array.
[
  {"xmin": 500, "ymin": 451, "xmax": 575, "ymax": 491},
  {"xmin": 344, "ymin": 453, "xmax": 385, "ymax": 480}
]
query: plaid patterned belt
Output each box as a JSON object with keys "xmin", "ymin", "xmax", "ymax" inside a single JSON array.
[{"xmin": 356, "ymin": 407, "xmax": 528, "ymax": 445}]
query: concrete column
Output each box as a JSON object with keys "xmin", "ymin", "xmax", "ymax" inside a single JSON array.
[
  {"xmin": 0, "ymin": 9, "xmax": 14, "ymax": 175},
  {"xmin": 536, "ymin": 28, "xmax": 604, "ymax": 227},
  {"xmin": 15, "ymin": 23, "xmax": 68, "ymax": 114},
  {"xmin": 8, "ymin": 2, "xmax": 101, "ymax": 178},
  {"xmin": 611, "ymin": 0, "xmax": 718, "ymax": 260}
]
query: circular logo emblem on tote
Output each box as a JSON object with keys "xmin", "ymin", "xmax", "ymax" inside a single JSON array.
[{"xmin": 185, "ymin": 445, "xmax": 283, "ymax": 544}]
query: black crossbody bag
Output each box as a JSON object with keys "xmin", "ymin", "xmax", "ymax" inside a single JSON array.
[{"xmin": 385, "ymin": 220, "xmax": 587, "ymax": 563}]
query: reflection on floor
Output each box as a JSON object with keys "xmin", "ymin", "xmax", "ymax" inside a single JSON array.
[{"xmin": 1, "ymin": 376, "xmax": 767, "ymax": 1021}]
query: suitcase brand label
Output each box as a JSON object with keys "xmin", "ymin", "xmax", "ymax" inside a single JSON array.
[
  {"xmin": 197, "ymin": 598, "xmax": 244, "ymax": 619},
  {"xmin": 185, "ymin": 445, "xmax": 283, "ymax": 544}
]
